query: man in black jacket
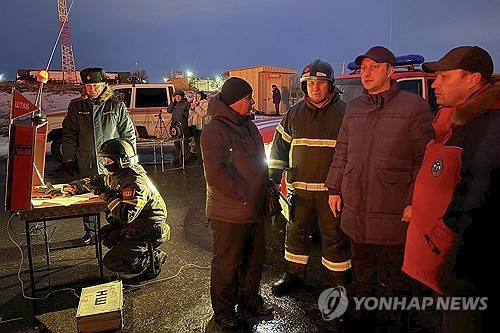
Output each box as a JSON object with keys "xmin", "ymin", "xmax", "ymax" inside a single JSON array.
[
  {"xmin": 167, "ymin": 90, "xmax": 191, "ymax": 164},
  {"xmin": 272, "ymin": 84, "xmax": 281, "ymax": 115},
  {"xmin": 201, "ymin": 77, "xmax": 273, "ymax": 331}
]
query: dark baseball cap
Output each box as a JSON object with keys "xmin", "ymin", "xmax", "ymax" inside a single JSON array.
[
  {"xmin": 355, "ymin": 46, "xmax": 395, "ymax": 66},
  {"xmin": 173, "ymin": 90, "xmax": 185, "ymax": 97},
  {"xmin": 422, "ymin": 46, "xmax": 493, "ymax": 81}
]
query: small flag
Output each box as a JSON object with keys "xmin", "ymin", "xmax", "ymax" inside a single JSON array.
[{"xmin": 11, "ymin": 89, "xmax": 38, "ymax": 119}]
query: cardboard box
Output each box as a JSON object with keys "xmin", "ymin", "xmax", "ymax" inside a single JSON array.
[{"xmin": 76, "ymin": 280, "xmax": 124, "ymax": 333}]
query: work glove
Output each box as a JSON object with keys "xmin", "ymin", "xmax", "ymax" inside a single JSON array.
[
  {"xmin": 62, "ymin": 161, "xmax": 79, "ymax": 177},
  {"xmin": 69, "ymin": 178, "xmax": 91, "ymax": 194},
  {"xmin": 89, "ymin": 175, "xmax": 107, "ymax": 195},
  {"xmin": 99, "ymin": 224, "xmax": 121, "ymax": 249}
]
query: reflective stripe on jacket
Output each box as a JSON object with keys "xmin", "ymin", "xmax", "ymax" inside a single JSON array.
[{"xmin": 269, "ymin": 94, "xmax": 345, "ymax": 192}]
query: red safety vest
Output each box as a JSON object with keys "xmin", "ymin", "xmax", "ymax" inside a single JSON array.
[{"xmin": 402, "ymin": 107, "xmax": 461, "ymax": 294}]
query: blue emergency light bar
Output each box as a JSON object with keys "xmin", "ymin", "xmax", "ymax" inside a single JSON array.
[{"xmin": 347, "ymin": 54, "xmax": 425, "ymax": 71}]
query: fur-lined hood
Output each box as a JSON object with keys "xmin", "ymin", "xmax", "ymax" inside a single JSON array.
[
  {"xmin": 452, "ymin": 74, "xmax": 500, "ymax": 125},
  {"xmin": 80, "ymin": 85, "xmax": 115, "ymax": 102}
]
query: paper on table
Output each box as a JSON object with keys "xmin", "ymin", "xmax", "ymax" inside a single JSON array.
[{"xmin": 32, "ymin": 192, "xmax": 98, "ymax": 207}]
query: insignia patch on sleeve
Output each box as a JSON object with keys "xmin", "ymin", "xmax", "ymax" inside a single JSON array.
[{"xmin": 121, "ymin": 188, "xmax": 136, "ymax": 200}]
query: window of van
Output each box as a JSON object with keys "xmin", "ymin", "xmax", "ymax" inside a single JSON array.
[{"xmin": 136, "ymin": 88, "xmax": 169, "ymax": 108}]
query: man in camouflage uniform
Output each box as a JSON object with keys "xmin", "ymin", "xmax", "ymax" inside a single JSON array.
[{"xmin": 71, "ymin": 139, "xmax": 169, "ymax": 280}]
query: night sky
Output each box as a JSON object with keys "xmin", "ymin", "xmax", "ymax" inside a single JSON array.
[{"xmin": 1, "ymin": 0, "xmax": 499, "ymax": 82}]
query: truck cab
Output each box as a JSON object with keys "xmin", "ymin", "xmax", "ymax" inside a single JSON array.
[{"xmin": 46, "ymin": 82, "xmax": 176, "ymax": 162}]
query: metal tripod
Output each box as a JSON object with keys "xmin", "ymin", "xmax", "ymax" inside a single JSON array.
[
  {"xmin": 153, "ymin": 111, "xmax": 170, "ymax": 172},
  {"xmin": 154, "ymin": 111, "xmax": 169, "ymax": 139}
]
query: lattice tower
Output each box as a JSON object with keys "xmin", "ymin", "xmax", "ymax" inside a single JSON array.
[{"xmin": 56, "ymin": 0, "xmax": 78, "ymax": 84}]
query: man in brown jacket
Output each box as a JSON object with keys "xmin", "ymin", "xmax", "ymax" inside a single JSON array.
[
  {"xmin": 201, "ymin": 77, "xmax": 273, "ymax": 331},
  {"xmin": 325, "ymin": 46, "xmax": 433, "ymax": 330}
]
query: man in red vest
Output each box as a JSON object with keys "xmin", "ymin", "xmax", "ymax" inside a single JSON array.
[{"xmin": 403, "ymin": 46, "xmax": 499, "ymax": 333}]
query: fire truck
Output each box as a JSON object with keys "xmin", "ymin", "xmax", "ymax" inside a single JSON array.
[{"xmin": 335, "ymin": 54, "xmax": 438, "ymax": 112}]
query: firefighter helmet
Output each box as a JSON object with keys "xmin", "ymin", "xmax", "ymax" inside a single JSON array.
[
  {"xmin": 300, "ymin": 59, "xmax": 335, "ymax": 94},
  {"xmin": 98, "ymin": 138, "xmax": 138, "ymax": 169}
]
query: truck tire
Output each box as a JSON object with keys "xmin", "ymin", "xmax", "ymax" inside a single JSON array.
[{"xmin": 51, "ymin": 137, "xmax": 63, "ymax": 163}]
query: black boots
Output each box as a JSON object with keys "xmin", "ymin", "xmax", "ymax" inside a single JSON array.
[{"xmin": 271, "ymin": 272, "xmax": 308, "ymax": 296}]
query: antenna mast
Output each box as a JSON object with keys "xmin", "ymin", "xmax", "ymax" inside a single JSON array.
[{"xmin": 56, "ymin": 0, "xmax": 78, "ymax": 84}]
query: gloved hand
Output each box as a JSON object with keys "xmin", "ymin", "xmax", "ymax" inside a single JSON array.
[
  {"xmin": 89, "ymin": 175, "xmax": 107, "ymax": 195},
  {"xmin": 99, "ymin": 224, "xmax": 121, "ymax": 249},
  {"xmin": 62, "ymin": 161, "xmax": 79, "ymax": 177}
]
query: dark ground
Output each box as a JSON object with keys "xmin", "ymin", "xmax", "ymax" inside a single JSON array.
[{"xmin": 0, "ymin": 144, "xmax": 440, "ymax": 333}]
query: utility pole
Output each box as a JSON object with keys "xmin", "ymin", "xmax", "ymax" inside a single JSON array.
[{"xmin": 389, "ymin": 0, "xmax": 393, "ymax": 50}]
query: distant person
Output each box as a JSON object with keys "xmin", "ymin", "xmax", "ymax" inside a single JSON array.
[
  {"xmin": 269, "ymin": 59, "xmax": 351, "ymax": 297},
  {"xmin": 324, "ymin": 46, "xmax": 433, "ymax": 330},
  {"xmin": 118, "ymin": 90, "xmax": 131, "ymax": 108},
  {"xmin": 68, "ymin": 138, "xmax": 169, "ymax": 281},
  {"xmin": 201, "ymin": 77, "xmax": 273, "ymax": 331},
  {"xmin": 272, "ymin": 84, "xmax": 281, "ymax": 115},
  {"xmin": 402, "ymin": 46, "xmax": 499, "ymax": 333},
  {"xmin": 62, "ymin": 67, "xmax": 136, "ymax": 245},
  {"xmin": 167, "ymin": 90, "xmax": 190, "ymax": 164},
  {"xmin": 189, "ymin": 91, "xmax": 209, "ymax": 165}
]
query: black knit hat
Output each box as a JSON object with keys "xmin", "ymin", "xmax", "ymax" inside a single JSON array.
[
  {"xmin": 220, "ymin": 77, "xmax": 253, "ymax": 105},
  {"xmin": 80, "ymin": 67, "xmax": 107, "ymax": 84}
]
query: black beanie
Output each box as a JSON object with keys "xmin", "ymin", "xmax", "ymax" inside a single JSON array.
[{"xmin": 220, "ymin": 77, "xmax": 252, "ymax": 105}]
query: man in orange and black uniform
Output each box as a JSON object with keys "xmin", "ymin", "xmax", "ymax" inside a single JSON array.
[{"xmin": 269, "ymin": 59, "xmax": 352, "ymax": 296}]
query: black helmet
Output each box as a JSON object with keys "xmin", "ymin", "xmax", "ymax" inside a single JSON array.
[
  {"xmin": 300, "ymin": 59, "xmax": 335, "ymax": 94},
  {"xmin": 98, "ymin": 138, "xmax": 138, "ymax": 169}
]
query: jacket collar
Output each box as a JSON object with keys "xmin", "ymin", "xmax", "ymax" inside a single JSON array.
[
  {"xmin": 207, "ymin": 93, "xmax": 252, "ymax": 126},
  {"xmin": 363, "ymin": 79, "xmax": 399, "ymax": 110},
  {"xmin": 304, "ymin": 90, "xmax": 340, "ymax": 110},
  {"xmin": 451, "ymin": 75, "xmax": 500, "ymax": 125},
  {"xmin": 82, "ymin": 85, "xmax": 114, "ymax": 104}
]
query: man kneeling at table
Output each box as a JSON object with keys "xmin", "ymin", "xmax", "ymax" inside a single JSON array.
[{"xmin": 67, "ymin": 138, "xmax": 170, "ymax": 281}]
